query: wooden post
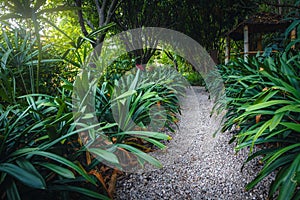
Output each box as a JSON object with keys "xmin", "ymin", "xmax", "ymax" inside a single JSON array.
[
  {"xmin": 244, "ymin": 25, "xmax": 249, "ymax": 61},
  {"xmin": 225, "ymin": 36, "xmax": 230, "ymax": 64},
  {"xmin": 210, "ymin": 50, "xmax": 219, "ymax": 64},
  {"xmin": 291, "ymin": 28, "xmax": 296, "ymax": 50},
  {"xmin": 257, "ymin": 33, "xmax": 263, "ymax": 51},
  {"xmin": 278, "ymin": 0, "xmax": 282, "ymax": 15}
]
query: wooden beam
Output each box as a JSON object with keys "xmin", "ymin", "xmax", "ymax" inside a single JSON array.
[
  {"xmin": 263, "ymin": 2, "xmax": 300, "ymax": 9},
  {"xmin": 236, "ymin": 50, "xmax": 278, "ymax": 55}
]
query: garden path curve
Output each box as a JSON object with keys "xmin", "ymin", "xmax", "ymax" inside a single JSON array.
[{"xmin": 115, "ymin": 86, "xmax": 273, "ymax": 200}]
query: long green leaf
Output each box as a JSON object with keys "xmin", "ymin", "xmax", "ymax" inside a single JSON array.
[
  {"xmin": 16, "ymin": 159, "xmax": 46, "ymax": 186},
  {"xmin": 269, "ymin": 112, "xmax": 285, "ymax": 131},
  {"xmin": 26, "ymin": 151, "xmax": 96, "ymax": 185},
  {"xmin": 246, "ymin": 100, "xmax": 293, "ymax": 112},
  {"xmin": 48, "ymin": 185, "xmax": 110, "ymax": 200},
  {"xmin": 275, "ymin": 104, "xmax": 300, "ymax": 114},
  {"xmin": 264, "ymin": 143, "xmax": 300, "ymax": 170},
  {"xmin": 277, "ymin": 154, "xmax": 300, "ymax": 200},
  {"xmin": 0, "ymin": 163, "xmax": 45, "ymax": 189},
  {"xmin": 112, "ymin": 131, "xmax": 171, "ymax": 140},
  {"xmin": 112, "ymin": 90, "xmax": 137, "ymax": 102},
  {"xmin": 88, "ymin": 148, "xmax": 119, "ymax": 165},
  {"xmin": 38, "ymin": 162, "xmax": 75, "ymax": 179},
  {"xmin": 116, "ymin": 144, "xmax": 162, "ymax": 168},
  {"xmin": 280, "ymin": 122, "xmax": 300, "ymax": 132},
  {"xmin": 246, "ymin": 154, "xmax": 295, "ymax": 190},
  {"xmin": 6, "ymin": 180, "xmax": 21, "ymax": 200},
  {"xmin": 251, "ymin": 119, "xmax": 272, "ymax": 151}
]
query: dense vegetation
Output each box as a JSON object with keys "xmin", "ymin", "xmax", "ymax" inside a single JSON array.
[
  {"xmin": 214, "ymin": 13, "xmax": 300, "ymax": 199},
  {"xmin": 0, "ymin": 0, "xmax": 299, "ymax": 199}
]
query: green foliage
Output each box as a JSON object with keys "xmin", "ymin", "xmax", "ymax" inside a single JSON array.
[
  {"xmin": 182, "ymin": 72, "xmax": 204, "ymax": 86},
  {"xmin": 0, "ymin": 75, "xmax": 180, "ymax": 198},
  {"xmin": 211, "ymin": 10, "xmax": 300, "ymax": 199},
  {"xmin": 74, "ymin": 66, "xmax": 187, "ymax": 170},
  {"xmin": 99, "ymin": 57, "xmax": 135, "ymax": 85},
  {"xmin": 5, "ymin": 0, "xmax": 299, "ymax": 199},
  {"xmin": 0, "ymin": 24, "xmax": 62, "ymax": 106},
  {"xmin": 62, "ymin": 23, "xmax": 115, "ymax": 70},
  {"xmin": 0, "ymin": 86, "xmax": 111, "ymax": 199},
  {"xmin": 217, "ymin": 48, "xmax": 300, "ymax": 199},
  {"xmin": 0, "ymin": 0, "xmax": 74, "ymax": 92}
]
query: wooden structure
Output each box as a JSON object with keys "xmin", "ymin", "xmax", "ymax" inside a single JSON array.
[{"xmin": 225, "ymin": 12, "xmax": 292, "ymax": 63}]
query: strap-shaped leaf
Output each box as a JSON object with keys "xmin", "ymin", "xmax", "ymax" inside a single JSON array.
[
  {"xmin": 88, "ymin": 148, "xmax": 119, "ymax": 165},
  {"xmin": 281, "ymin": 122, "xmax": 300, "ymax": 133},
  {"xmin": 48, "ymin": 185, "xmax": 110, "ymax": 200},
  {"xmin": 6, "ymin": 180, "xmax": 21, "ymax": 200},
  {"xmin": 26, "ymin": 151, "xmax": 96, "ymax": 185},
  {"xmin": 16, "ymin": 159, "xmax": 45, "ymax": 186},
  {"xmin": 117, "ymin": 144, "xmax": 162, "ymax": 168},
  {"xmin": 246, "ymin": 100, "xmax": 293, "ymax": 112},
  {"xmin": 38, "ymin": 162, "xmax": 75, "ymax": 179},
  {"xmin": 0, "ymin": 163, "xmax": 45, "ymax": 189}
]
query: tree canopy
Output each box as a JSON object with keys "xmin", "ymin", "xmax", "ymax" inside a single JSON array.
[{"xmin": 0, "ymin": 0, "xmax": 298, "ymax": 65}]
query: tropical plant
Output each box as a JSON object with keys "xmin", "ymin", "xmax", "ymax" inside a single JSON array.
[
  {"xmin": 216, "ymin": 44, "xmax": 300, "ymax": 200},
  {"xmin": 208, "ymin": 6, "xmax": 300, "ymax": 198},
  {"xmin": 0, "ymin": 86, "xmax": 113, "ymax": 199},
  {"xmin": 0, "ymin": 64, "xmax": 188, "ymax": 198},
  {"xmin": 0, "ymin": 23, "xmax": 63, "ymax": 105},
  {"xmin": 73, "ymin": 65, "xmax": 187, "ymax": 171},
  {"xmin": 182, "ymin": 71, "xmax": 204, "ymax": 86},
  {"xmin": 0, "ymin": 0, "xmax": 74, "ymax": 92},
  {"xmin": 96, "ymin": 66, "xmax": 187, "ymax": 132}
]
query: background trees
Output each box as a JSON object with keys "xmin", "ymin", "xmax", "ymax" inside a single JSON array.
[{"xmin": 69, "ymin": 0, "xmax": 296, "ymax": 65}]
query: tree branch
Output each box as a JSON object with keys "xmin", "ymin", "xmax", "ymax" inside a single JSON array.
[
  {"xmin": 86, "ymin": 19, "xmax": 95, "ymax": 30},
  {"xmin": 94, "ymin": 0, "xmax": 106, "ymax": 26},
  {"xmin": 105, "ymin": 0, "xmax": 118, "ymax": 25},
  {"xmin": 75, "ymin": 0, "xmax": 89, "ymax": 37}
]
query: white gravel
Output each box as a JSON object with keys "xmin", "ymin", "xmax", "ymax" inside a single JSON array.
[{"xmin": 115, "ymin": 87, "xmax": 274, "ymax": 199}]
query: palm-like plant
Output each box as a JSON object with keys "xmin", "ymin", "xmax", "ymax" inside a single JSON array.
[
  {"xmin": 0, "ymin": 0, "xmax": 74, "ymax": 93},
  {"xmin": 0, "ymin": 86, "xmax": 113, "ymax": 199},
  {"xmin": 0, "ymin": 24, "xmax": 62, "ymax": 105},
  {"xmin": 217, "ymin": 47, "xmax": 300, "ymax": 199},
  {"xmin": 72, "ymin": 64, "xmax": 188, "ymax": 172},
  {"xmin": 213, "ymin": 13, "xmax": 300, "ymax": 199},
  {"xmin": 234, "ymin": 53, "xmax": 300, "ymax": 199}
]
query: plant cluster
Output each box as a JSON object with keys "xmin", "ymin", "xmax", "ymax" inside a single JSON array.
[
  {"xmin": 0, "ymin": 88, "xmax": 112, "ymax": 199},
  {"xmin": 215, "ymin": 17, "xmax": 300, "ymax": 199},
  {"xmin": 0, "ymin": 25, "xmax": 63, "ymax": 106},
  {"xmin": 0, "ymin": 58, "xmax": 186, "ymax": 199},
  {"xmin": 182, "ymin": 72, "xmax": 204, "ymax": 86}
]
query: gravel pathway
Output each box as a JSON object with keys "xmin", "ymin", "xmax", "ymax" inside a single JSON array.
[{"xmin": 115, "ymin": 87, "xmax": 273, "ymax": 199}]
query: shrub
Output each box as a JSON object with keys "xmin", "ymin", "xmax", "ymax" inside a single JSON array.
[
  {"xmin": 0, "ymin": 24, "xmax": 63, "ymax": 106},
  {"xmin": 213, "ymin": 13, "xmax": 300, "ymax": 199},
  {"xmin": 0, "ymin": 87, "xmax": 110, "ymax": 199},
  {"xmin": 217, "ymin": 50, "xmax": 300, "ymax": 199},
  {"xmin": 182, "ymin": 71, "xmax": 205, "ymax": 86}
]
